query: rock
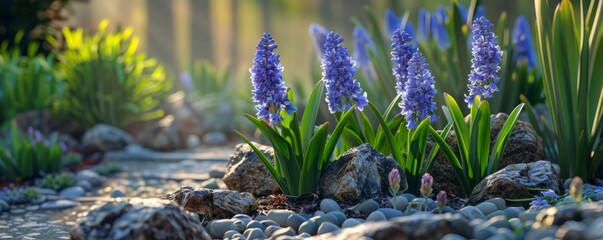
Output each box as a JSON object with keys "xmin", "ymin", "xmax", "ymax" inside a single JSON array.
[
  {"xmin": 269, "ymin": 227, "xmax": 296, "ymax": 238},
  {"xmin": 469, "ymin": 160, "xmax": 563, "ymax": 204},
  {"xmin": 366, "ymin": 211, "xmax": 387, "ymax": 222},
  {"xmin": 264, "ymin": 225, "xmax": 282, "ymax": 237},
  {"xmin": 200, "ymin": 179, "xmax": 220, "ymax": 189},
  {"xmin": 349, "ymin": 199, "xmax": 379, "ymax": 216},
  {"xmin": 430, "ymin": 114, "xmax": 545, "ymax": 196},
  {"xmin": 475, "ymin": 202, "xmax": 498, "ymax": 216},
  {"xmin": 161, "ymin": 186, "xmax": 257, "ymax": 222},
  {"xmin": 327, "ymin": 211, "xmax": 347, "ymax": 226},
  {"xmin": 70, "ymin": 201, "xmax": 209, "ymax": 240},
  {"xmin": 223, "ymin": 142, "xmax": 279, "ymax": 197},
  {"xmin": 76, "ymin": 170, "xmax": 105, "ymax": 187},
  {"xmin": 82, "ymin": 124, "xmax": 134, "ymax": 151},
  {"xmin": 317, "ymin": 222, "xmax": 340, "ymax": 235},
  {"xmin": 246, "ymin": 220, "xmax": 265, "ymax": 231},
  {"xmin": 532, "ymin": 204, "xmax": 603, "ymax": 229},
  {"xmin": 458, "ymin": 206, "xmax": 486, "ymax": 220},
  {"xmin": 187, "ymin": 135, "xmax": 201, "ymax": 148},
  {"xmin": 267, "ymin": 209, "xmax": 296, "ymax": 227},
  {"xmin": 209, "ymin": 219, "xmax": 244, "ymax": 239},
  {"xmin": 59, "ymin": 186, "xmax": 85, "ymax": 199},
  {"xmin": 0, "ymin": 199, "xmax": 9, "ymax": 211},
  {"xmin": 204, "ymin": 132, "xmax": 227, "ymax": 145},
  {"xmin": 378, "ymin": 208, "xmax": 404, "ymax": 219},
  {"xmin": 40, "ymin": 200, "xmax": 79, "ymax": 210},
  {"xmin": 298, "ymin": 220, "xmax": 318, "ymax": 235},
  {"xmin": 135, "ymin": 115, "xmax": 185, "ymax": 151},
  {"xmin": 319, "ymin": 144, "xmax": 407, "ymax": 204},
  {"xmin": 309, "ymin": 213, "xmax": 472, "ymax": 239},
  {"xmin": 11, "ymin": 109, "xmax": 82, "ymax": 139},
  {"xmin": 260, "ymin": 219, "xmax": 279, "ymax": 228},
  {"xmin": 243, "ymin": 228, "xmax": 266, "ymax": 239},
  {"xmin": 341, "ymin": 218, "xmax": 361, "ymax": 228},
  {"xmin": 320, "ymin": 198, "xmax": 341, "ymax": 213},
  {"xmin": 76, "ymin": 180, "xmax": 93, "ymax": 191},
  {"xmin": 36, "ymin": 187, "xmax": 58, "ymax": 195},
  {"xmin": 209, "ymin": 168, "xmax": 226, "ymax": 179},
  {"xmin": 392, "ymin": 196, "xmax": 409, "ymax": 210},
  {"xmin": 287, "ymin": 214, "xmax": 307, "ymax": 231},
  {"xmin": 111, "ymin": 189, "xmax": 126, "ymax": 198}
]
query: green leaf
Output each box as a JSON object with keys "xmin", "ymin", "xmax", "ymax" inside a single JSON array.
[
  {"xmin": 368, "ymin": 102, "xmax": 404, "ymax": 164},
  {"xmin": 299, "ymin": 123, "xmax": 329, "ymax": 195},
  {"xmin": 323, "ymin": 108, "xmax": 355, "ymax": 166},
  {"xmin": 408, "ymin": 119, "xmax": 431, "ymax": 176},
  {"xmin": 487, "ymin": 103, "xmax": 524, "ymax": 174},
  {"xmin": 300, "ymin": 81, "xmax": 324, "ymax": 150},
  {"xmin": 443, "ymin": 93, "xmax": 470, "ymax": 167},
  {"xmin": 428, "ymin": 127, "xmax": 471, "ymax": 194},
  {"xmin": 473, "ymin": 101, "xmax": 491, "ymax": 179},
  {"xmin": 358, "ymin": 111, "xmax": 375, "ymax": 144}
]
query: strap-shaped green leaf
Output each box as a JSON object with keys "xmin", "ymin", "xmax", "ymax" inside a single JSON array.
[
  {"xmin": 487, "ymin": 103, "xmax": 524, "ymax": 174},
  {"xmin": 408, "ymin": 119, "xmax": 431, "ymax": 176},
  {"xmin": 428, "ymin": 127, "xmax": 471, "ymax": 194},
  {"xmin": 368, "ymin": 102, "xmax": 404, "ymax": 165},
  {"xmin": 323, "ymin": 108, "xmax": 355, "ymax": 166},
  {"xmin": 359, "ymin": 111, "xmax": 375, "ymax": 144},
  {"xmin": 300, "ymin": 81, "xmax": 324, "ymax": 150},
  {"xmin": 444, "ymin": 93, "xmax": 470, "ymax": 168},
  {"xmin": 299, "ymin": 123, "xmax": 329, "ymax": 195},
  {"xmin": 474, "ymin": 101, "xmax": 491, "ymax": 179}
]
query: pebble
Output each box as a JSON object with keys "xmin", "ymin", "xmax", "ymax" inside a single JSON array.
[
  {"xmin": 59, "ymin": 186, "xmax": 85, "ymax": 199},
  {"xmin": 326, "ymin": 211, "xmax": 346, "ymax": 226},
  {"xmin": 486, "ymin": 198, "xmax": 507, "ymax": 210},
  {"xmin": 504, "ymin": 207, "xmax": 525, "ymax": 219},
  {"xmin": 366, "ymin": 211, "xmax": 387, "ymax": 222},
  {"xmin": 0, "ymin": 200, "xmax": 8, "ymax": 212},
  {"xmin": 25, "ymin": 206, "xmax": 39, "ymax": 211},
  {"xmin": 209, "ymin": 169, "xmax": 226, "ymax": 179},
  {"xmin": 110, "ymin": 189, "xmax": 126, "ymax": 198},
  {"xmin": 484, "ymin": 215, "xmax": 512, "ymax": 229},
  {"xmin": 76, "ymin": 170, "xmax": 104, "ymax": 187},
  {"xmin": 286, "ymin": 214, "xmax": 306, "ymax": 231},
  {"xmin": 341, "ymin": 218, "xmax": 361, "ymax": 228},
  {"xmin": 223, "ymin": 230, "xmax": 240, "ymax": 239},
  {"xmin": 267, "ymin": 210, "xmax": 295, "ymax": 227},
  {"xmin": 485, "ymin": 210, "xmax": 508, "ymax": 219},
  {"xmin": 401, "ymin": 193, "xmax": 416, "ymax": 201},
  {"xmin": 441, "ymin": 233, "xmax": 469, "ymax": 240},
  {"xmin": 476, "ymin": 202, "xmax": 498, "ymax": 216},
  {"xmin": 270, "ymin": 226, "xmax": 296, "ymax": 238},
  {"xmin": 10, "ymin": 208, "xmax": 25, "ymax": 214},
  {"xmin": 243, "ymin": 228, "xmax": 266, "ymax": 239},
  {"xmin": 246, "ymin": 220, "xmax": 265, "ymax": 231},
  {"xmin": 320, "ymin": 198, "xmax": 341, "ymax": 213},
  {"xmin": 298, "ymin": 220, "xmax": 318, "ymax": 235},
  {"xmin": 36, "ymin": 188, "xmax": 58, "ymax": 196},
  {"xmin": 260, "ymin": 219, "xmax": 279, "ymax": 228},
  {"xmin": 350, "ymin": 199, "xmax": 379, "ymax": 216},
  {"xmin": 459, "ymin": 206, "xmax": 486, "ymax": 220},
  {"xmin": 200, "ymin": 179, "xmax": 219, "ymax": 189},
  {"xmin": 264, "ymin": 225, "xmax": 282, "ymax": 237},
  {"xmin": 210, "ymin": 219, "xmax": 244, "ymax": 239},
  {"xmin": 393, "ymin": 196, "xmax": 408, "ymax": 210},
  {"xmin": 317, "ymin": 222, "xmax": 340, "ymax": 235},
  {"xmin": 378, "ymin": 208, "xmax": 404, "ymax": 219}
]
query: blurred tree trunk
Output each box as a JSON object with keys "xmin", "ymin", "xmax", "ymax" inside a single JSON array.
[{"xmin": 191, "ymin": 0, "xmax": 212, "ymax": 61}]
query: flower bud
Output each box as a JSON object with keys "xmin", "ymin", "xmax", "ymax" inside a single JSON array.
[
  {"xmin": 570, "ymin": 176, "xmax": 583, "ymax": 205},
  {"xmin": 389, "ymin": 168, "xmax": 401, "ymax": 195},
  {"xmin": 437, "ymin": 190, "xmax": 447, "ymax": 209},
  {"xmin": 420, "ymin": 173, "xmax": 433, "ymax": 198}
]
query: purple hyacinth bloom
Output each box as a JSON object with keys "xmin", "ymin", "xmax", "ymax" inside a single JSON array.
[
  {"xmin": 391, "ymin": 30, "xmax": 417, "ymax": 94},
  {"xmin": 512, "ymin": 16, "xmax": 537, "ymax": 69},
  {"xmin": 385, "ymin": 9, "xmax": 416, "ymax": 41},
  {"xmin": 353, "ymin": 26, "xmax": 377, "ymax": 81},
  {"xmin": 465, "ymin": 17, "xmax": 503, "ymax": 106},
  {"xmin": 417, "ymin": 9, "xmax": 430, "ymax": 43},
  {"xmin": 322, "ymin": 32, "xmax": 369, "ymax": 113},
  {"xmin": 27, "ymin": 127, "xmax": 34, "ymax": 137},
  {"xmin": 437, "ymin": 190, "xmax": 447, "ymax": 208},
  {"xmin": 431, "ymin": 7, "xmax": 451, "ymax": 50},
  {"xmin": 530, "ymin": 195, "xmax": 550, "ymax": 207},
  {"xmin": 541, "ymin": 189, "xmax": 559, "ymax": 200},
  {"xmin": 474, "ymin": 5, "xmax": 486, "ymax": 19},
  {"xmin": 250, "ymin": 33, "xmax": 296, "ymax": 125},
  {"xmin": 309, "ymin": 23, "xmax": 329, "ymax": 58},
  {"xmin": 400, "ymin": 51, "xmax": 438, "ymax": 129}
]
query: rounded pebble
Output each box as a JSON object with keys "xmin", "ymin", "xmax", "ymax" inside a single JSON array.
[
  {"xmin": 366, "ymin": 211, "xmax": 387, "ymax": 222},
  {"xmin": 474, "ymin": 225, "xmax": 496, "ymax": 239},
  {"xmin": 287, "ymin": 214, "xmax": 307, "ymax": 231},
  {"xmin": 475, "ymin": 202, "xmax": 498, "ymax": 216},
  {"xmin": 223, "ymin": 230, "xmax": 240, "ymax": 239},
  {"xmin": 459, "ymin": 206, "xmax": 486, "ymax": 220},
  {"xmin": 267, "ymin": 210, "xmax": 295, "ymax": 227},
  {"xmin": 59, "ymin": 186, "xmax": 85, "ymax": 199},
  {"xmin": 440, "ymin": 233, "xmax": 469, "ymax": 240},
  {"xmin": 210, "ymin": 220, "xmax": 243, "ymax": 239},
  {"xmin": 484, "ymin": 215, "xmax": 512, "ymax": 229},
  {"xmin": 264, "ymin": 225, "xmax": 282, "ymax": 237},
  {"xmin": 486, "ymin": 197, "xmax": 507, "ymax": 210},
  {"xmin": 317, "ymin": 222, "xmax": 340, "ymax": 235},
  {"xmin": 401, "ymin": 193, "xmax": 416, "ymax": 201},
  {"xmin": 524, "ymin": 228, "xmax": 558, "ymax": 240},
  {"xmin": 485, "ymin": 210, "xmax": 508, "ymax": 220},
  {"xmin": 0, "ymin": 200, "xmax": 9, "ymax": 212},
  {"xmin": 320, "ymin": 198, "xmax": 341, "ymax": 213},
  {"xmin": 298, "ymin": 220, "xmax": 318, "ymax": 235},
  {"xmin": 504, "ymin": 207, "xmax": 525, "ymax": 219},
  {"xmin": 351, "ymin": 199, "xmax": 379, "ymax": 216},
  {"xmin": 327, "ymin": 211, "xmax": 346, "ymax": 226},
  {"xmin": 269, "ymin": 226, "xmax": 296, "ymax": 238},
  {"xmin": 378, "ymin": 208, "xmax": 404, "ymax": 219},
  {"xmin": 314, "ymin": 210, "xmax": 325, "ymax": 216},
  {"xmin": 110, "ymin": 189, "xmax": 125, "ymax": 198},
  {"xmin": 260, "ymin": 219, "xmax": 279, "ymax": 228},
  {"xmin": 246, "ymin": 220, "xmax": 265, "ymax": 231},
  {"xmin": 40, "ymin": 200, "xmax": 78, "ymax": 210},
  {"xmin": 341, "ymin": 218, "xmax": 361, "ymax": 228},
  {"xmin": 393, "ymin": 196, "xmax": 408, "ymax": 210},
  {"xmin": 243, "ymin": 228, "xmax": 266, "ymax": 239}
]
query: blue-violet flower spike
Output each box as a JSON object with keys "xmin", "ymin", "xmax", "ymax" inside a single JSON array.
[
  {"xmin": 385, "ymin": 9, "xmax": 400, "ymax": 39},
  {"xmin": 400, "ymin": 51, "xmax": 438, "ymax": 129},
  {"xmin": 465, "ymin": 16, "xmax": 503, "ymax": 106},
  {"xmin": 417, "ymin": 9, "xmax": 430, "ymax": 43},
  {"xmin": 431, "ymin": 7, "xmax": 451, "ymax": 50},
  {"xmin": 512, "ymin": 16, "xmax": 537, "ymax": 69},
  {"xmin": 353, "ymin": 26, "xmax": 377, "ymax": 81},
  {"xmin": 322, "ymin": 32, "xmax": 368, "ymax": 113},
  {"xmin": 250, "ymin": 33, "xmax": 296, "ymax": 125},
  {"xmin": 391, "ymin": 29, "xmax": 417, "ymax": 94},
  {"xmin": 309, "ymin": 23, "xmax": 329, "ymax": 58}
]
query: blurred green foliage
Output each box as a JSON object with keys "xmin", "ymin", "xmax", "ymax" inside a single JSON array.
[
  {"xmin": 39, "ymin": 173, "xmax": 76, "ymax": 191},
  {"xmin": 51, "ymin": 20, "xmax": 173, "ymax": 129}
]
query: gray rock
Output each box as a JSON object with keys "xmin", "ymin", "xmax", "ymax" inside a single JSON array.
[
  {"xmin": 458, "ymin": 206, "xmax": 486, "ymax": 220},
  {"xmin": 267, "ymin": 209, "xmax": 296, "ymax": 227},
  {"xmin": 313, "ymin": 210, "xmax": 325, "ymax": 216},
  {"xmin": 243, "ymin": 228, "xmax": 266, "ymax": 239},
  {"xmin": 485, "ymin": 210, "xmax": 508, "ymax": 219},
  {"xmin": 486, "ymin": 197, "xmax": 507, "ymax": 210},
  {"xmin": 161, "ymin": 187, "xmax": 257, "ymax": 221},
  {"xmin": 76, "ymin": 180, "xmax": 93, "ymax": 191},
  {"xmin": 308, "ymin": 213, "xmax": 472, "ymax": 240},
  {"xmin": 327, "ymin": 211, "xmax": 347, "ymax": 226},
  {"xmin": 484, "ymin": 215, "xmax": 512, "ymax": 229},
  {"xmin": 490, "ymin": 228, "xmax": 515, "ymax": 240},
  {"xmin": 223, "ymin": 230, "xmax": 240, "ymax": 239},
  {"xmin": 264, "ymin": 225, "xmax": 282, "ymax": 237},
  {"xmin": 585, "ymin": 217, "xmax": 603, "ymax": 239},
  {"xmin": 475, "ymin": 202, "xmax": 498, "ymax": 216},
  {"xmin": 469, "ymin": 161, "xmax": 563, "ymax": 204},
  {"xmin": 473, "ymin": 225, "xmax": 496, "ymax": 239},
  {"xmin": 70, "ymin": 202, "xmax": 209, "ymax": 240},
  {"xmin": 349, "ymin": 199, "xmax": 379, "ymax": 216},
  {"xmin": 82, "ymin": 124, "xmax": 134, "ymax": 151},
  {"xmin": 59, "ymin": 186, "xmax": 85, "ymax": 199},
  {"xmin": 378, "ymin": 208, "xmax": 404, "ymax": 219},
  {"xmin": 320, "ymin": 198, "xmax": 341, "ymax": 213},
  {"xmin": 111, "ymin": 189, "xmax": 126, "ymax": 198},
  {"xmin": 76, "ymin": 170, "xmax": 105, "ymax": 187},
  {"xmin": 210, "ymin": 219, "xmax": 243, "ymax": 239},
  {"xmin": 270, "ymin": 227, "xmax": 296, "ymax": 238},
  {"xmin": 298, "ymin": 220, "xmax": 318, "ymax": 235},
  {"xmin": 317, "ymin": 222, "xmax": 340, "ymax": 235},
  {"xmin": 287, "ymin": 214, "xmax": 307, "ymax": 232},
  {"xmin": 366, "ymin": 211, "xmax": 387, "ymax": 222},
  {"xmin": 40, "ymin": 200, "xmax": 79, "ymax": 210},
  {"xmin": 260, "ymin": 219, "xmax": 279, "ymax": 228},
  {"xmin": 430, "ymin": 114, "xmax": 545, "ymax": 196},
  {"xmin": 223, "ymin": 143, "xmax": 279, "ymax": 196},
  {"xmin": 0, "ymin": 200, "xmax": 8, "ymax": 211},
  {"xmin": 209, "ymin": 168, "xmax": 226, "ymax": 179},
  {"xmin": 319, "ymin": 144, "xmax": 407, "ymax": 204},
  {"xmin": 246, "ymin": 220, "xmax": 265, "ymax": 231},
  {"xmin": 341, "ymin": 218, "xmax": 361, "ymax": 228},
  {"xmin": 200, "ymin": 179, "xmax": 220, "ymax": 189},
  {"xmin": 524, "ymin": 228, "xmax": 557, "ymax": 240},
  {"xmin": 440, "ymin": 233, "xmax": 469, "ymax": 240},
  {"xmin": 392, "ymin": 196, "xmax": 408, "ymax": 210},
  {"xmin": 556, "ymin": 220, "xmax": 585, "ymax": 239},
  {"xmin": 504, "ymin": 207, "xmax": 525, "ymax": 219}
]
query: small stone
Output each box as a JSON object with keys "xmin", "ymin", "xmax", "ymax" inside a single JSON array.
[
  {"xmin": 209, "ymin": 169, "xmax": 226, "ymax": 179},
  {"xmin": 320, "ymin": 198, "xmax": 341, "ymax": 213},
  {"xmin": 401, "ymin": 193, "xmax": 416, "ymax": 201},
  {"xmin": 223, "ymin": 230, "xmax": 240, "ymax": 239},
  {"xmin": 484, "ymin": 215, "xmax": 512, "ymax": 229},
  {"xmin": 476, "ymin": 202, "xmax": 498, "ymax": 216},
  {"xmin": 392, "ymin": 196, "xmax": 408, "ymax": 210},
  {"xmin": 200, "ymin": 179, "xmax": 220, "ymax": 189},
  {"xmin": 297, "ymin": 232, "xmax": 311, "ymax": 238},
  {"xmin": 585, "ymin": 217, "xmax": 603, "ymax": 239},
  {"xmin": 317, "ymin": 222, "xmax": 340, "ymax": 235},
  {"xmin": 270, "ymin": 226, "xmax": 296, "ymax": 238},
  {"xmin": 474, "ymin": 225, "xmax": 496, "ymax": 239},
  {"xmin": 508, "ymin": 218, "xmax": 523, "ymax": 230},
  {"xmin": 341, "ymin": 218, "xmax": 361, "ymax": 228},
  {"xmin": 486, "ymin": 197, "xmax": 507, "ymax": 210},
  {"xmin": 327, "ymin": 211, "xmax": 347, "ymax": 226},
  {"xmin": 266, "ymin": 210, "xmax": 295, "ymax": 227},
  {"xmin": 556, "ymin": 221, "xmax": 585, "ymax": 240},
  {"xmin": 0, "ymin": 200, "xmax": 9, "ymax": 212},
  {"xmin": 110, "ymin": 189, "xmax": 126, "ymax": 198},
  {"xmin": 314, "ymin": 210, "xmax": 325, "ymax": 216},
  {"xmin": 40, "ymin": 200, "xmax": 78, "ymax": 211},
  {"xmin": 210, "ymin": 219, "xmax": 243, "ymax": 239},
  {"xmin": 350, "ymin": 199, "xmax": 379, "ymax": 216},
  {"xmin": 409, "ymin": 198, "xmax": 428, "ymax": 210},
  {"xmin": 25, "ymin": 205, "xmax": 39, "ymax": 211},
  {"xmin": 298, "ymin": 220, "xmax": 318, "ymax": 235},
  {"xmin": 59, "ymin": 186, "xmax": 85, "ymax": 199},
  {"xmin": 366, "ymin": 211, "xmax": 387, "ymax": 222},
  {"xmin": 10, "ymin": 208, "xmax": 25, "ymax": 214},
  {"xmin": 254, "ymin": 215, "xmax": 268, "ymax": 221},
  {"xmin": 260, "ymin": 219, "xmax": 279, "ymax": 228},
  {"xmin": 246, "ymin": 220, "xmax": 265, "ymax": 231},
  {"xmin": 378, "ymin": 208, "xmax": 404, "ymax": 219},
  {"xmin": 287, "ymin": 214, "xmax": 307, "ymax": 231},
  {"xmin": 524, "ymin": 228, "xmax": 558, "ymax": 240},
  {"xmin": 76, "ymin": 169, "xmax": 105, "ymax": 187},
  {"xmin": 485, "ymin": 210, "xmax": 508, "ymax": 220},
  {"xmin": 459, "ymin": 206, "xmax": 486, "ymax": 220},
  {"xmin": 504, "ymin": 207, "xmax": 525, "ymax": 219},
  {"xmin": 596, "ymin": 192, "xmax": 603, "ymax": 201},
  {"xmin": 243, "ymin": 228, "xmax": 266, "ymax": 239},
  {"xmin": 30, "ymin": 196, "xmax": 46, "ymax": 204},
  {"xmin": 440, "ymin": 233, "xmax": 469, "ymax": 240},
  {"xmin": 76, "ymin": 180, "xmax": 93, "ymax": 191},
  {"xmin": 518, "ymin": 211, "xmax": 539, "ymax": 222},
  {"xmin": 264, "ymin": 225, "xmax": 282, "ymax": 237}
]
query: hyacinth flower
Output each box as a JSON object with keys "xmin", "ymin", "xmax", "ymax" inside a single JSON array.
[
  {"xmin": 391, "ymin": 30, "xmax": 417, "ymax": 94},
  {"xmin": 384, "ymin": 9, "xmax": 415, "ymax": 41},
  {"xmin": 437, "ymin": 190, "xmax": 447, "ymax": 210},
  {"xmin": 400, "ymin": 51, "xmax": 438, "ymax": 129},
  {"xmin": 512, "ymin": 16, "xmax": 537, "ymax": 69},
  {"xmin": 465, "ymin": 16, "xmax": 503, "ymax": 106},
  {"xmin": 249, "ymin": 33, "xmax": 296, "ymax": 125},
  {"xmin": 417, "ymin": 9, "xmax": 430, "ymax": 43},
  {"xmin": 353, "ymin": 26, "xmax": 378, "ymax": 81},
  {"xmin": 322, "ymin": 32, "xmax": 368, "ymax": 113},
  {"xmin": 430, "ymin": 7, "xmax": 451, "ymax": 50},
  {"xmin": 388, "ymin": 168, "xmax": 401, "ymax": 196},
  {"xmin": 309, "ymin": 23, "xmax": 329, "ymax": 58}
]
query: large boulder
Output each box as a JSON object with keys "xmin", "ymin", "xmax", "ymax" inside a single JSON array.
[
  {"xmin": 319, "ymin": 144, "xmax": 407, "ymax": 204},
  {"xmin": 469, "ymin": 160, "xmax": 563, "ymax": 205},
  {"xmin": 82, "ymin": 124, "xmax": 135, "ymax": 151},
  {"xmin": 223, "ymin": 142, "xmax": 279, "ymax": 196},
  {"xmin": 430, "ymin": 113, "xmax": 545, "ymax": 196},
  {"xmin": 70, "ymin": 200, "xmax": 210, "ymax": 240},
  {"xmin": 310, "ymin": 213, "xmax": 472, "ymax": 239},
  {"xmin": 161, "ymin": 186, "xmax": 258, "ymax": 221}
]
